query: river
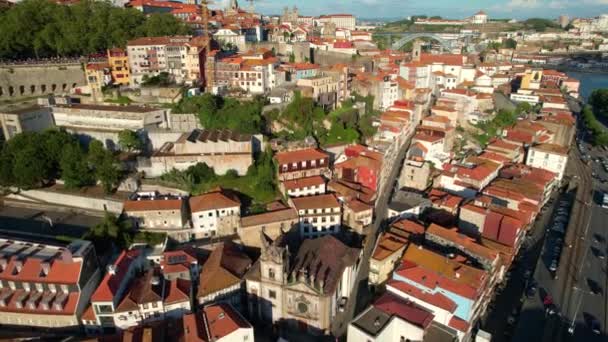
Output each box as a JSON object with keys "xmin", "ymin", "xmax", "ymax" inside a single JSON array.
[{"xmin": 565, "ymin": 71, "xmax": 608, "ymax": 101}]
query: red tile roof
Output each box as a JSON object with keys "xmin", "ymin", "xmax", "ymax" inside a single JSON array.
[
  {"xmin": 0, "ymin": 254, "xmax": 82, "ymax": 285},
  {"xmin": 204, "ymin": 303, "xmax": 251, "ymax": 340},
  {"xmin": 387, "ymin": 279, "xmax": 457, "ymax": 313},
  {"xmin": 391, "ymin": 219, "xmax": 426, "ymax": 236},
  {"xmin": 274, "ymin": 148, "xmax": 328, "ymax": 165},
  {"xmin": 91, "ymin": 250, "xmax": 140, "ymax": 302},
  {"xmin": 400, "ymin": 246, "xmax": 487, "ymax": 299},
  {"xmin": 164, "ymin": 278, "xmax": 191, "ymax": 304},
  {"xmin": 124, "ymin": 198, "xmax": 184, "ymax": 212},
  {"xmin": 448, "ymin": 316, "xmax": 471, "ymax": 332},
  {"xmin": 81, "ymin": 304, "xmax": 96, "ymax": 321},
  {"xmin": 372, "ymin": 232, "xmax": 408, "ymax": 261},
  {"xmin": 420, "ymin": 53, "xmax": 465, "ymax": 66},
  {"xmin": 0, "ymin": 289, "xmax": 79, "ymax": 315},
  {"xmin": 189, "ymin": 188, "xmax": 240, "ymax": 212},
  {"xmin": 291, "ymin": 193, "xmax": 340, "ymax": 210},
  {"xmin": 374, "ymin": 292, "xmax": 435, "ymax": 329},
  {"xmin": 426, "ymin": 224, "xmax": 499, "ymax": 262},
  {"xmin": 346, "ymin": 198, "xmax": 373, "ymax": 213},
  {"xmin": 282, "ymin": 175, "xmax": 326, "ymax": 191},
  {"xmin": 160, "ymin": 249, "xmax": 198, "ymax": 275}
]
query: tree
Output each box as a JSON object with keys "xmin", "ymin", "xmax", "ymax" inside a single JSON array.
[
  {"xmin": 0, "ymin": 0, "xmax": 190, "ymax": 59},
  {"xmin": 87, "ymin": 140, "xmax": 107, "ymax": 166},
  {"xmin": 141, "ymin": 72, "xmax": 172, "ymax": 87},
  {"xmin": 289, "ymin": 52, "xmax": 295, "ymax": 63},
  {"xmin": 60, "ymin": 143, "xmax": 95, "ymax": 188},
  {"xmin": 13, "ymin": 145, "xmax": 48, "ymax": 189},
  {"xmin": 503, "ymin": 38, "xmax": 517, "ymax": 49},
  {"xmin": 589, "ymin": 89, "xmax": 608, "ymax": 117},
  {"xmin": 96, "ymin": 154, "xmax": 121, "ymax": 194},
  {"xmin": 118, "ymin": 130, "xmax": 143, "ymax": 152},
  {"xmin": 84, "ymin": 212, "xmax": 133, "ymax": 251}
]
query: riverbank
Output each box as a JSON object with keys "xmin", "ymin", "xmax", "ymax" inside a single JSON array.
[{"xmin": 566, "ymin": 71, "xmax": 608, "ymax": 100}]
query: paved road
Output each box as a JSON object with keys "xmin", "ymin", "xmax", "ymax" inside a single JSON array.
[
  {"xmin": 481, "ymin": 187, "xmax": 561, "ymax": 341},
  {"xmin": 330, "ymin": 134, "xmax": 412, "ymax": 339},
  {"xmin": 513, "ymin": 110, "xmax": 606, "ymax": 341}
]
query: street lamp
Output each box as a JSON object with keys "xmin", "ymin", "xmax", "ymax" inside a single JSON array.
[{"xmin": 567, "ymin": 286, "xmax": 591, "ymax": 335}]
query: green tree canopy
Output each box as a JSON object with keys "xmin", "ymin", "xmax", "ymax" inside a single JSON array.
[
  {"xmin": 60, "ymin": 143, "xmax": 95, "ymax": 188},
  {"xmin": 0, "ymin": 0, "xmax": 190, "ymax": 59},
  {"xmin": 590, "ymin": 89, "xmax": 608, "ymax": 118},
  {"xmin": 118, "ymin": 129, "xmax": 143, "ymax": 152}
]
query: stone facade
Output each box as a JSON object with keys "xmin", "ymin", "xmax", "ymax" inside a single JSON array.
[{"xmin": 245, "ymin": 234, "xmax": 361, "ymax": 335}]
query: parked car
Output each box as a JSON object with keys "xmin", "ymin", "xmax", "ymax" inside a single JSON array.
[
  {"xmin": 588, "ymin": 316, "xmax": 602, "ymax": 335},
  {"xmin": 587, "ymin": 279, "xmax": 603, "ymax": 295},
  {"xmin": 549, "ymin": 260, "xmax": 558, "ymax": 272},
  {"xmin": 526, "ymin": 284, "xmax": 538, "ymax": 298}
]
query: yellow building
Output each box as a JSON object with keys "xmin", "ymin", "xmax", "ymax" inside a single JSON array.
[
  {"xmin": 85, "ymin": 62, "xmax": 111, "ymax": 102},
  {"xmin": 520, "ymin": 68, "xmax": 543, "ymax": 90},
  {"xmin": 107, "ymin": 48, "xmax": 130, "ymax": 86}
]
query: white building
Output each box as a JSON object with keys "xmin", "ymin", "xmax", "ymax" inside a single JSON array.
[
  {"xmin": 469, "ymin": 10, "xmax": 488, "ymax": 25},
  {"xmin": 246, "ymin": 234, "xmax": 361, "ymax": 336},
  {"xmin": 291, "ymin": 193, "xmax": 342, "ymax": 239},
  {"xmin": 189, "ymin": 188, "xmax": 241, "ymax": 238},
  {"xmin": 347, "ymin": 292, "xmax": 436, "ymax": 342},
  {"xmin": 526, "ymin": 143, "xmax": 568, "ymax": 181},
  {"xmin": 183, "ymin": 304, "xmax": 254, "ymax": 342},
  {"xmin": 281, "ymin": 175, "xmax": 326, "ymax": 197},
  {"xmin": 316, "ymin": 14, "xmax": 356, "ymax": 30},
  {"xmin": 213, "ymin": 29, "xmax": 246, "ymax": 51},
  {"xmin": 51, "ymin": 103, "xmax": 167, "ymax": 150},
  {"xmin": 126, "ymin": 36, "xmax": 192, "ymax": 86}
]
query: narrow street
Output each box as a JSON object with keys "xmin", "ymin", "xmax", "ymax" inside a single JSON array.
[
  {"xmin": 513, "ymin": 114, "xmax": 605, "ymax": 341},
  {"xmin": 329, "ymin": 133, "xmax": 413, "ymax": 339}
]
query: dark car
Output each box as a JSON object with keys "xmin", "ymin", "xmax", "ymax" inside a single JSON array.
[
  {"xmin": 587, "ymin": 278, "xmax": 603, "ymax": 295},
  {"xmin": 526, "ymin": 284, "xmax": 538, "ymax": 298},
  {"xmin": 584, "ymin": 313, "xmax": 602, "ymax": 335},
  {"xmin": 589, "ymin": 317, "xmax": 602, "ymax": 335}
]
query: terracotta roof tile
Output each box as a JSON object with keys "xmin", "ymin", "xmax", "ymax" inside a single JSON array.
[
  {"xmin": 91, "ymin": 250, "xmax": 140, "ymax": 302},
  {"xmin": 387, "ymin": 279, "xmax": 457, "ymax": 312},
  {"xmin": 124, "ymin": 198, "xmax": 184, "ymax": 212},
  {"xmin": 291, "ymin": 193, "xmax": 340, "ymax": 210},
  {"xmin": 189, "ymin": 188, "xmax": 240, "ymax": 213},
  {"xmin": 240, "ymin": 208, "xmax": 298, "ymax": 228},
  {"xmin": 374, "ymin": 292, "xmax": 435, "ymax": 329},
  {"xmin": 197, "ymin": 243, "xmax": 251, "ymax": 298},
  {"xmin": 282, "ymin": 176, "xmax": 326, "ymax": 191},
  {"xmin": 274, "ymin": 148, "xmax": 329, "ymax": 165}
]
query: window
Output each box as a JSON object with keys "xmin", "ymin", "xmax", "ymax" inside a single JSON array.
[
  {"xmin": 268, "ymin": 269, "xmax": 275, "ymax": 280},
  {"xmin": 143, "ymin": 303, "xmax": 149, "ymax": 309},
  {"xmin": 152, "ymin": 302, "xmax": 158, "ymax": 308},
  {"xmin": 268, "ymin": 290, "xmax": 277, "ymax": 299}
]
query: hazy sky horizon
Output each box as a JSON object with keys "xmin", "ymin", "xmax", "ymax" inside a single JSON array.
[{"xmin": 238, "ymin": 0, "xmax": 608, "ymax": 20}]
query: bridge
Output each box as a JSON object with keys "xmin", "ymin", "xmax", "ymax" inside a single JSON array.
[{"xmin": 373, "ymin": 31, "xmax": 476, "ymax": 50}]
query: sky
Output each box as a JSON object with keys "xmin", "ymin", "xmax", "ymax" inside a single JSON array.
[{"xmin": 247, "ymin": 0, "xmax": 608, "ymax": 20}]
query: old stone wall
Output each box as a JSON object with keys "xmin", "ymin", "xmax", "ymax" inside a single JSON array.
[{"xmin": 0, "ymin": 63, "xmax": 86, "ymax": 99}]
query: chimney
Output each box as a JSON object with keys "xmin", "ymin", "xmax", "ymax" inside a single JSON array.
[
  {"xmin": 61, "ymin": 249, "xmax": 73, "ymax": 263},
  {"xmin": 107, "ymin": 264, "xmax": 117, "ymax": 275},
  {"xmin": 41, "ymin": 261, "xmax": 51, "ymax": 277},
  {"xmin": 14, "ymin": 260, "xmax": 23, "ymax": 273}
]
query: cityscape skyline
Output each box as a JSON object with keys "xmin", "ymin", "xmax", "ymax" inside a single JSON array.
[{"xmin": 251, "ymin": 0, "xmax": 608, "ymax": 20}]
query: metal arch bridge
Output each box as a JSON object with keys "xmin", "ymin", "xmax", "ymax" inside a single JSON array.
[{"xmin": 373, "ymin": 32, "xmax": 467, "ymax": 50}]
